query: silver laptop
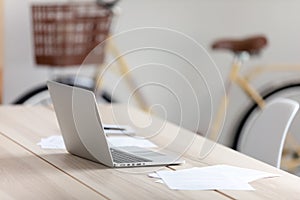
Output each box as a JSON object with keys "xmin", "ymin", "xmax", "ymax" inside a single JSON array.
[{"xmin": 47, "ymin": 81, "xmax": 184, "ymax": 167}]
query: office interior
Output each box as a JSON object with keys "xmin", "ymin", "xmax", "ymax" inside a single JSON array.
[{"xmin": 2, "ymin": 0, "xmax": 300, "ymax": 196}]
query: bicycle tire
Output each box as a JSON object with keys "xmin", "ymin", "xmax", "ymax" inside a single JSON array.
[
  {"xmin": 13, "ymin": 82, "xmax": 115, "ymax": 105},
  {"xmin": 233, "ymin": 81, "xmax": 300, "ymax": 150},
  {"xmin": 13, "ymin": 84, "xmax": 49, "ymax": 105}
]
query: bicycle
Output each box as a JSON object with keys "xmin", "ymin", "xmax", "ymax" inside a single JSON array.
[
  {"xmin": 12, "ymin": 0, "xmax": 149, "ymax": 112},
  {"xmin": 210, "ymin": 35, "xmax": 300, "ymax": 174}
]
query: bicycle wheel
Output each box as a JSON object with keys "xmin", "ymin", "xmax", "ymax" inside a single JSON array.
[
  {"xmin": 234, "ymin": 82, "xmax": 300, "ymax": 149},
  {"xmin": 234, "ymin": 81, "xmax": 300, "ymax": 173}
]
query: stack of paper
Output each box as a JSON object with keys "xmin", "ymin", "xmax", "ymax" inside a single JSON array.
[{"xmin": 149, "ymin": 165, "xmax": 280, "ymax": 190}]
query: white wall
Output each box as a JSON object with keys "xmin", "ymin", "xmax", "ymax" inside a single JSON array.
[{"xmin": 4, "ymin": 0, "xmax": 300, "ymax": 146}]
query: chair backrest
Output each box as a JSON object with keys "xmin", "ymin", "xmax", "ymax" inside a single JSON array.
[{"xmin": 237, "ymin": 98, "xmax": 299, "ymax": 168}]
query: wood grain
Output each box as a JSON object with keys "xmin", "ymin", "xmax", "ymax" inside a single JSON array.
[{"xmin": 0, "ymin": 133, "xmax": 105, "ymax": 199}]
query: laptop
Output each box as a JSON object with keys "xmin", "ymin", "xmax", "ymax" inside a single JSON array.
[{"xmin": 47, "ymin": 81, "xmax": 184, "ymax": 167}]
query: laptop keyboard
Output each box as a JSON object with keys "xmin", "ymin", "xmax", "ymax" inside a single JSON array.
[{"xmin": 110, "ymin": 148, "xmax": 152, "ymax": 163}]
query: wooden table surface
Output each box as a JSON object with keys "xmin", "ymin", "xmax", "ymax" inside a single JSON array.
[{"xmin": 0, "ymin": 105, "xmax": 299, "ymax": 199}]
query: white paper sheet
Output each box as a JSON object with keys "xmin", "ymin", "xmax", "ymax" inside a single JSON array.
[
  {"xmin": 151, "ymin": 165, "xmax": 280, "ymax": 191},
  {"xmin": 156, "ymin": 167, "xmax": 254, "ymax": 190},
  {"xmin": 37, "ymin": 135, "xmax": 66, "ymax": 149},
  {"xmin": 205, "ymin": 165, "xmax": 280, "ymax": 183},
  {"xmin": 107, "ymin": 136, "xmax": 157, "ymax": 148}
]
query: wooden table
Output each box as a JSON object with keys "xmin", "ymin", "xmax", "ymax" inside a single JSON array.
[{"xmin": 0, "ymin": 105, "xmax": 299, "ymax": 199}]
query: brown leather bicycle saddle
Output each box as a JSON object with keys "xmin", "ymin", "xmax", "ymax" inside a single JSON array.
[{"xmin": 211, "ymin": 35, "xmax": 267, "ymax": 55}]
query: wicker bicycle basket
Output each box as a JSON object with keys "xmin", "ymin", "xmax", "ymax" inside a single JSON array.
[{"xmin": 31, "ymin": 2, "xmax": 113, "ymax": 67}]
